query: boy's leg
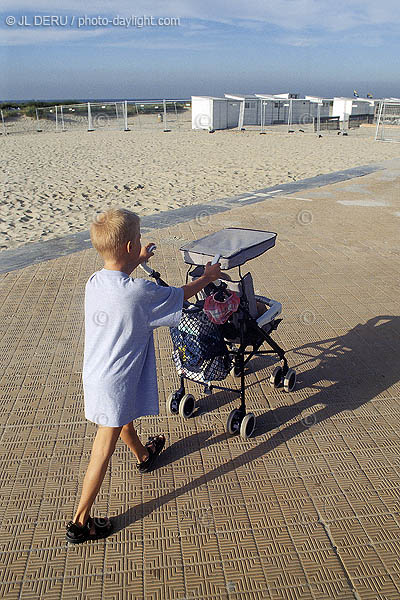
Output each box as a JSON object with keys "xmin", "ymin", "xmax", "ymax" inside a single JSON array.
[
  {"xmin": 72, "ymin": 425, "xmax": 122, "ymax": 529},
  {"xmin": 120, "ymin": 421, "xmax": 164, "ymax": 463}
]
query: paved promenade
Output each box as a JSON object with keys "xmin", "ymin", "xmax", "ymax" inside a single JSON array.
[{"xmin": 1, "ymin": 159, "xmax": 400, "ymax": 599}]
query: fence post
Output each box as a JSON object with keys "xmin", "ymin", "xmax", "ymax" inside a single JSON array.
[
  {"xmin": 382, "ymin": 101, "xmax": 387, "ymax": 139},
  {"xmin": 163, "ymin": 99, "xmax": 170, "ymax": 132},
  {"xmin": 1, "ymin": 109, "xmax": 6, "ymax": 136},
  {"xmin": 287, "ymin": 98, "xmax": 293, "ymax": 133},
  {"xmin": 375, "ymin": 100, "xmax": 384, "ymax": 141},
  {"xmin": 88, "ymin": 102, "xmax": 94, "ymax": 131},
  {"xmin": 260, "ymin": 100, "xmax": 266, "ymax": 135},
  {"xmin": 124, "ymin": 100, "xmax": 129, "ymax": 131},
  {"xmin": 60, "ymin": 105, "xmax": 65, "ymax": 131},
  {"xmin": 35, "ymin": 108, "xmax": 42, "ymax": 132},
  {"xmin": 55, "ymin": 105, "xmax": 59, "ymax": 132}
]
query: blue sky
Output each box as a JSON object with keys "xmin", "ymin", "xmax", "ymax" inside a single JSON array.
[{"xmin": 1, "ymin": 0, "xmax": 399, "ymax": 100}]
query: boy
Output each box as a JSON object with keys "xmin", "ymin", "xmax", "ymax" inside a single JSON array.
[{"xmin": 66, "ymin": 208, "xmax": 221, "ymax": 543}]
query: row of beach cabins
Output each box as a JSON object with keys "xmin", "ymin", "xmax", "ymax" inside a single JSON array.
[{"xmin": 191, "ymin": 93, "xmax": 400, "ymax": 131}]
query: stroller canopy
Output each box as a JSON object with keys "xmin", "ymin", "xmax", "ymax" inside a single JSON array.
[{"xmin": 180, "ymin": 228, "xmax": 277, "ymax": 270}]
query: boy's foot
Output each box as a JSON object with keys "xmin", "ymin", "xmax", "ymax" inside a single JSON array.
[
  {"xmin": 137, "ymin": 434, "xmax": 165, "ymax": 473},
  {"xmin": 66, "ymin": 516, "xmax": 113, "ymax": 544}
]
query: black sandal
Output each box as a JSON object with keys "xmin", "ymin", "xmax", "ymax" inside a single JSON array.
[
  {"xmin": 66, "ymin": 516, "xmax": 113, "ymax": 544},
  {"xmin": 136, "ymin": 434, "xmax": 165, "ymax": 473}
]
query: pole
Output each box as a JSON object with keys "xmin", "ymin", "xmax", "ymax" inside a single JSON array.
[
  {"xmin": 317, "ymin": 102, "xmax": 321, "ymax": 136},
  {"xmin": 381, "ymin": 100, "xmax": 386, "ymax": 140},
  {"xmin": 55, "ymin": 105, "xmax": 59, "ymax": 132},
  {"xmin": 88, "ymin": 102, "xmax": 94, "ymax": 131},
  {"xmin": 238, "ymin": 100, "xmax": 245, "ymax": 130},
  {"xmin": 0, "ymin": 110, "xmax": 6, "ymax": 136},
  {"xmin": 35, "ymin": 108, "xmax": 42, "ymax": 132},
  {"xmin": 260, "ymin": 100, "xmax": 266, "ymax": 134},
  {"xmin": 124, "ymin": 100, "xmax": 129, "ymax": 131},
  {"xmin": 163, "ymin": 99, "xmax": 170, "ymax": 132},
  {"xmin": 60, "ymin": 105, "xmax": 65, "ymax": 131},
  {"xmin": 287, "ymin": 98, "xmax": 293, "ymax": 133}
]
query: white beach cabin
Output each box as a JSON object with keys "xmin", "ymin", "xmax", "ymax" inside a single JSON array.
[
  {"xmin": 332, "ymin": 97, "xmax": 375, "ymax": 124},
  {"xmin": 254, "ymin": 95, "xmax": 313, "ymax": 125},
  {"xmin": 225, "ymin": 92, "xmax": 313, "ymax": 128},
  {"xmin": 224, "ymin": 94, "xmax": 262, "ymax": 128},
  {"xmin": 191, "ymin": 96, "xmax": 240, "ymax": 130}
]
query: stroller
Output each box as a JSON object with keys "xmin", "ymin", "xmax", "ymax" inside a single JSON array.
[{"xmin": 140, "ymin": 228, "xmax": 296, "ymax": 439}]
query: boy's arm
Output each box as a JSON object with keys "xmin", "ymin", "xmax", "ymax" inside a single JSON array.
[{"xmin": 181, "ymin": 262, "xmax": 221, "ymax": 301}]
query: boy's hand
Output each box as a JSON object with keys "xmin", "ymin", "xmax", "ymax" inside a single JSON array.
[
  {"xmin": 139, "ymin": 243, "xmax": 156, "ymax": 263},
  {"xmin": 203, "ymin": 261, "xmax": 221, "ymax": 282},
  {"xmin": 182, "ymin": 260, "xmax": 222, "ymax": 301}
]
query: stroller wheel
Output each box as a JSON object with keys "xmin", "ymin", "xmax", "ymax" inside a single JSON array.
[
  {"xmin": 179, "ymin": 394, "xmax": 196, "ymax": 418},
  {"xmin": 226, "ymin": 409, "xmax": 242, "ymax": 435},
  {"xmin": 240, "ymin": 413, "xmax": 256, "ymax": 439},
  {"xmin": 269, "ymin": 366, "xmax": 283, "ymax": 388},
  {"xmin": 166, "ymin": 392, "xmax": 180, "ymax": 414},
  {"xmin": 283, "ymin": 369, "xmax": 297, "ymax": 392}
]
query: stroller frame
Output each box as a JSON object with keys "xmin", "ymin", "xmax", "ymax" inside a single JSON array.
[{"xmin": 141, "ymin": 258, "xmax": 296, "ymax": 439}]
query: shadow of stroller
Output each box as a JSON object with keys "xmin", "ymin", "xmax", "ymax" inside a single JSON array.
[
  {"xmin": 115, "ymin": 316, "xmax": 399, "ymax": 531},
  {"xmin": 257, "ymin": 315, "xmax": 399, "ymax": 436}
]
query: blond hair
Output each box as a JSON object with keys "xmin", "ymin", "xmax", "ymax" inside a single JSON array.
[{"xmin": 90, "ymin": 208, "xmax": 140, "ymax": 261}]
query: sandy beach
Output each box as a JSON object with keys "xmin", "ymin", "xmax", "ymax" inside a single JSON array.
[{"xmin": 1, "ymin": 119, "xmax": 400, "ymax": 251}]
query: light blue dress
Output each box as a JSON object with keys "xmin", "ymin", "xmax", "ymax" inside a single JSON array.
[{"xmin": 82, "ymin": 269, "xmax": 184, "ymax": 427}]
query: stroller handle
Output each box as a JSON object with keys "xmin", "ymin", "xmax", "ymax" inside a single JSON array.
[
  {"xmin": 140, "ymin": 262, "xmax": 154, "ymax": 276},
  {"xmin": 138, "ymin": 246, "xmax": 170, "ymax": 290},
  {"xmin": 139, "ymin": 244, "xmax": 157, "ymax": 276}
]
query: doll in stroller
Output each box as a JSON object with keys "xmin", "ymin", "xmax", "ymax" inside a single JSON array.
[{"xmin": 140, "ymin": 228, "xmax": 297, "ymax": 439}]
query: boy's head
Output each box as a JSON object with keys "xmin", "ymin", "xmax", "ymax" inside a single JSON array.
[{"xmin": 90, "ymin": 208, "xmax": 141, "ymax": 263}]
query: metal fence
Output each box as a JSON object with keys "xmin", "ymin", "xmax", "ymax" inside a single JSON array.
[
  {"xmin": 0, "ymin": 98, "xmax": 380, "ymax": 139},
  {"xmin": 233, "ymin": 99, "xmax": 368, "ymax": 136},
  {"xmin": 375, "ymin": 100, "xmax": 400, "ymax": 143},
  {"xmin": 0, "ymin": 100, "xmax": 192, "ymax": 136},
  {"xmin": 125, "ymin": 100, "xmax": 192, "ymax": 131},
  {"xmin": 314, "ymin": 116, "xmax": 340, "ymax": 132},
  {"xmin": 1, "ymin": 108, "xmax": 39, "ymax": 135},
  {"xmin": 348, "ymin": 114, "xmax": 374, "ymax": 127},
  {"xmin": 35, "ymin": 102, "xmax": 127, "ymax": 132}
]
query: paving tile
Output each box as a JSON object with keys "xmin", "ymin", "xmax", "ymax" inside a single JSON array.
[
  {"xmin": 0, "ymin": 581, "xmax": 23, "ymax": 600},
  {"xmin": 351, "ymin": 574, "xmax": 400, "ymax": 599}
]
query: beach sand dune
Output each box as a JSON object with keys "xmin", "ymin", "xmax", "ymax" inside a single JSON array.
[{"xmin": 1, "ymin": 125, "xmax": 399, "ymax": 251}]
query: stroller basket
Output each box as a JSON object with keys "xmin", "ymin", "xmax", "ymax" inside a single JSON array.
[{"xmin": 170, "ymin": 304, "xmax": 232, "ymax": 384}]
